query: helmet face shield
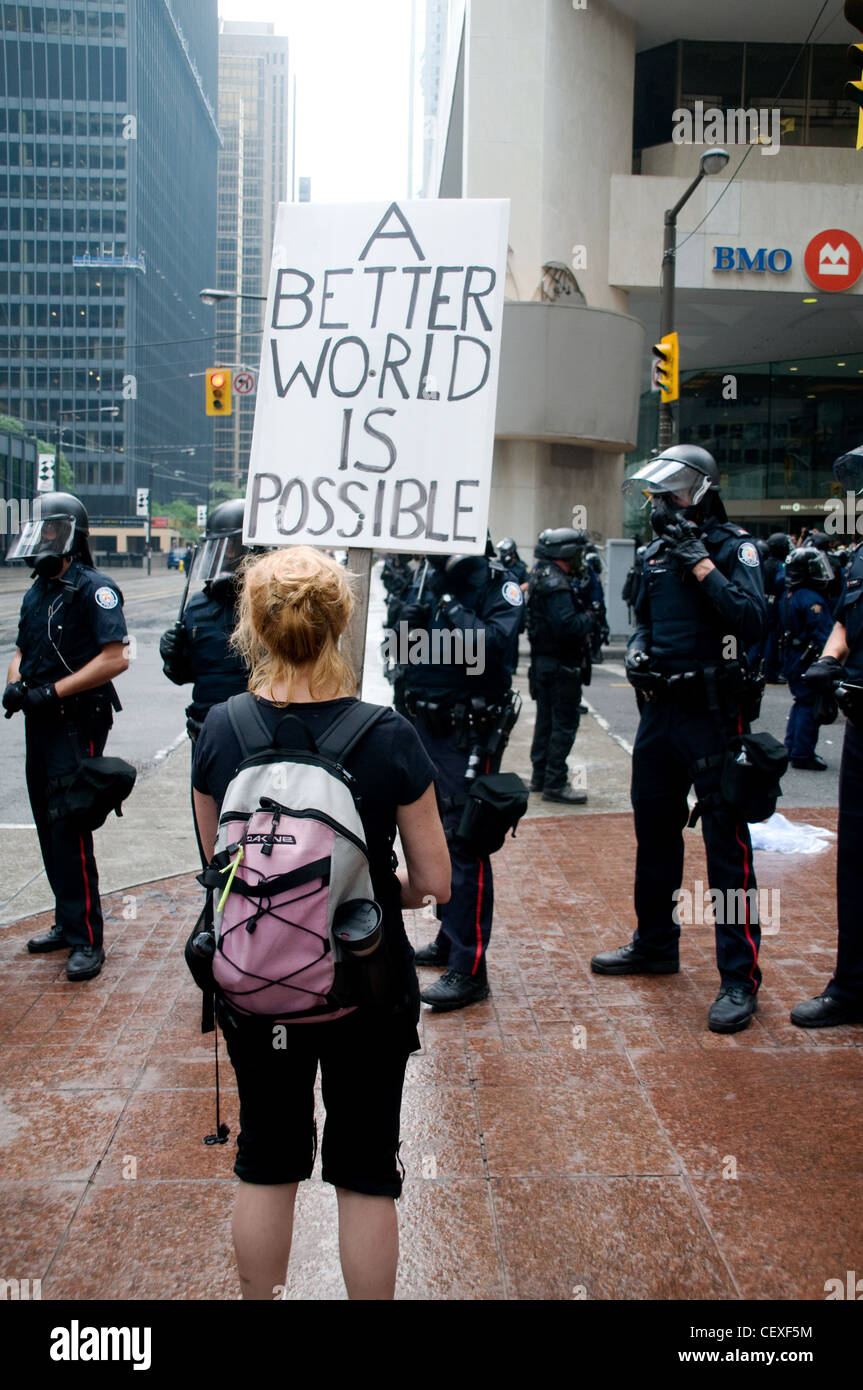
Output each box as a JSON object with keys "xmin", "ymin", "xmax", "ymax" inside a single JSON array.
[
  {"xmin": 622, "ymin": 459, "xmax": 711, "ymax": 507},
  {"xmin": 6, "ymin": 516, "xmax": 75, "ymax": 563},
  {"xmin": 833, "ymin": 446, "xmax": 863, "ymax": 493},
  {"xmin": 191, "ymin": 533, "xmax": 243, "ymax": 585}
]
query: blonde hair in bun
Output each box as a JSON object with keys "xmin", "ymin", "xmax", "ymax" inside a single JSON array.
[{"xmin": 232, "ymin": 546, "xmax": 357, "ymax": 704}]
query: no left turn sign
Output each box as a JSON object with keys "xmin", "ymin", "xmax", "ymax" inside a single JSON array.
[{"xmin": 234, "ymin": 371, "xmax": 256, "ymax": 395}]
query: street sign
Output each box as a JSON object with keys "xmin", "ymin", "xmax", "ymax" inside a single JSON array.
[
  {"xmin": 136, "ymin": 487, "xmax": 150, "ymax": 517},
  {"xmin": 37, "ymin": 454, "xmax": 55, "ymax": 492},
  {"xmin": 233, "ymin": 371, "xmax": 256, "ymax": 395},
  {"xmin": 243, "ymin": 198, "xmax": 510, "ymax": 555},
  {"xmin": 197, "ymin": 504, "xmax": 208, "ymax": 527}
]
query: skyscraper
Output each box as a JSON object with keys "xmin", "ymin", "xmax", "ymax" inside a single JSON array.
[
  {"xmin": 0, "ymin": 0, "xmax": 219, "ymax": 524},
  {"xmin": 213, "ymin": 20, "xmax": 291, "ymax": 489}
]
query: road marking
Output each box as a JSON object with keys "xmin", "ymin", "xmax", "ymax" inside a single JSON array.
[
  {"xmin": 0, "ymin": 823, "xmax": 36, "ymax": 830},
  {"xmin": 153, "ymin": 730, "xmax": 188, "ymax": 764},
  {"xmin": 582, "ymin": 698, "xmax": 634, "ymax": 758}
]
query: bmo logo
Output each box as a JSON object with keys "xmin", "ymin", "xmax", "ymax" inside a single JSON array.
[
  {"xmin": 804, "ymin": 229, "xmax": 863, "ymax": 293},
  {"xmin": 713, "ymin": 246, "xmax": 792, "ymax": 274}
]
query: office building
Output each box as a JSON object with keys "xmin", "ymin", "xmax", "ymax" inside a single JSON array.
[
  {"xmin": 0, "ymin": 0, "xmax": 219, "ymax": 532},
  {"xmin": 213, "ymin": 20, "xmax": 290, "ymax": 490},
  {"xmin": 428, "ymin": 0, "xmax": 863, "ymax": 543}
]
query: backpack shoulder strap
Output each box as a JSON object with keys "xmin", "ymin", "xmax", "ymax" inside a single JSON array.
[
  {"xmin": 316, "ymin": 700, "xmax": 387, "ymax": 765},
  {"xmin": 226, "ymin": 692, "xmax": 275, "ymax": 760}
]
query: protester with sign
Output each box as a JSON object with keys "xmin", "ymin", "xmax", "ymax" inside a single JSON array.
[
  {"xmin": 405, "ymin": 548, "xmax": 524, "ymax": 1009},
  {"xmin": 191, "ymin": 546, "xmax": 451, "ymax": 1298}
]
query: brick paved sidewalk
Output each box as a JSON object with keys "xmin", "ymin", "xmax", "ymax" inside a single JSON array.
[{"xmin": 1, "ymin": 808, "xmax": 860, "ymax": 1301}]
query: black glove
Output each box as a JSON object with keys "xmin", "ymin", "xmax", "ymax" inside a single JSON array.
[
  {"xmin": 625, "ymin": 648, "xmax": 658, "ymax": 693},
  {"xmin": 2, "ymin": 681, "xmax": 25, "ymax": 718},
  {"xmin": 663, "ymin": 520, "xmax": 710, "ymax": 571},
  {"xmin": 802, "ymin": 655, "xmax": 844, "ymax": 692},
  {"xmin": 21, "ymin": 683, "xmax": 58, "ymax": 714},
  {"xmin": 159, "ymin": 626, "xmax": 187, "ymax": 665},
  {"xmin": 401, "ymin": 601, "xmax": 432, "ymax": 630}
]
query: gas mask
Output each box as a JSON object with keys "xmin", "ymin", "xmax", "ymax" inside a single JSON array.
[
  {"xmin": 650, "ymin": 494, "xmax": 689, "ymax": 536},
  {"xmin": 31, "ymin": 553, "xmax": 65, "ymax": 580}
]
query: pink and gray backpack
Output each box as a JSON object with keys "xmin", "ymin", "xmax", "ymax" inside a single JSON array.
[{"xmin": 197, "ymin": 695, "xmax": 386, "ymax": 1024}]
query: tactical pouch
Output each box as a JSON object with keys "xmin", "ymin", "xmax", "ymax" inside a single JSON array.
[
  {"xmin": 720, "ymin": 732, "xmax": 788, "ymax": 823},
  {"xmin": 451, "ymin": 772, "xmax": 529, "ymax": 857}
]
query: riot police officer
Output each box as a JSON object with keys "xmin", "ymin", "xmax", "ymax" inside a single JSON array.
[
  {"xmin": 159, "ymin": 499, "xmax": 250, "ymax": 743},
  {"xmin": 761, "ymin": 532, "xmax": 791, "ymax": 682},
  {"xmin": 806, "ymin": 530, "xmax": 844, "ymax": 611},
  {"xmin": 526, "ymin": 528, "xmax": 593, "ymax": 804},
  {"xmin": 590, "ymin": 445, "xmax": 767, "ymax": 1033},
  {"xmin": 779, "ymin": 547, "xmax": 834, "ymax": 770},
  {"xmin": 496, "ymin": 537, "xmax": 528, "ymax": 586},
  {"xmin": 792, "ymin": 444, "xmax": 863, "ymax": 1027},
  {"xmin": 402, "ymin": 549, "xmax": 523, "ymax": 1010},
  {"xmin": 2, "ymin": 493, "xmax": 129, "ymax": 981}
]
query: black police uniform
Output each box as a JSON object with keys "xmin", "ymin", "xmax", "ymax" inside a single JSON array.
[
  {"xmin": 624, "ymin": 519, "xmax": 766, "ymax": 993},
  {"xmin": 16, "ymin": 561, "xmax": 126, "ymax": 951},
  {"xmin": 402, "ymin": 559, "xmax": 523, "ymax": 983},
  {"xmin": 780, "ymin": 583, "xmax": 833, "ymax": 764},
  {"xmin": 162, "ymin": 579, "xmax": 248, "ymax": 738},
  {"xmin": 804, "ymin": 547, "xmax": 863, "ymax": 1012},
  {"xmin": 527, "ymin": 561, "xmax": 592, "ymax": 793}
]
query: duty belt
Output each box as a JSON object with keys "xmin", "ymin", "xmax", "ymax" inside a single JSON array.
[{"xmin": 835, "ymin": 681, "xmax": 863, "ymax": 730}]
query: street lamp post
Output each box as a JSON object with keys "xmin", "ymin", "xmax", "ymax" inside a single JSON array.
[{"xmin": 658, "ymin": 149, "xmax": 730, "ymax": 451}]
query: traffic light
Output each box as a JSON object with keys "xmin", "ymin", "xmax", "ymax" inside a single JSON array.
[
  {"xmin": 652, "ymin": 332, "xmax": 679, "ymax": 403},
  {"xmin": 205, "ymin": 368, "xmax": 232, "ymax": 416},
  {"xmin": 846, "ymin": 0, "xmax": 863, "ymax": 150}
]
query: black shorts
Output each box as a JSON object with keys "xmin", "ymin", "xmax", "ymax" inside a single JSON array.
[{"xmin": 218, "ymin": 1005, "xmax": 420, "ymax": 1197}]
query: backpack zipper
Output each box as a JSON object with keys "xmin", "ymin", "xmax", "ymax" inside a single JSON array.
[{"xmin": 258, "ymin": 797, "xmax": 368, "ymax": 859}]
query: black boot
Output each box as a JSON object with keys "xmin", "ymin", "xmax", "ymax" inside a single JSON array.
[
  {"xmin": 27, "ymin": 924, "xmax": 71, "ymax": 954},
  {"xmin": 66, "ymin": 946, "xmax": 105, "ymax": 982},
  {"xmin": 542, "ymin": 785, "xmax": 588, "ymax": 805},
  {"xmin": 790, "ymin": 994, "xmax": 863, "ymax": 1028},
  {"xmin": 420, "ymin": 968, "xmax": 490, "ymax": 1011},
  {"xmin": 590, "ymin": 943, "xmax": 679, "ymax": 975},
  {"xmin": 414, "ymin": 940, "xmax": 449, "ymax": 967},
  {"xmin": 708, "ymin": 985, "xmax": 757, "ymax": 1033}
]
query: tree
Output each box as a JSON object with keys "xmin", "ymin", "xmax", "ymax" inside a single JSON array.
[{"xmin": 0, "ymin": 413, "xmax": 73, "ymax": 490}]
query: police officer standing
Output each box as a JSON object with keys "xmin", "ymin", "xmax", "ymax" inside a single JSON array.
[
  {"xmin": 779, "ymin": 547, "xmax": 834, "ymax": 770},
  {"xmin": 526, "ymin": 528, "xmax": 593, "ymax": 804},
  {"xmin": 761, "ymin": 532, "xmax": 791, "ymax": 681},
  {"xmin": 791, "ymin": 444, "xmax": 863, "ymax": 1027},
  {"xmin": 402, "ymin": 549, "xmax": 523, "ymax": 1010},
  {"xmin": 590, "ymin": 446, "xmax": 767, "ymax": 1033},
  {"xmin": 2, "ymin": 493, "xmax": 129, "ymax": 980},
  {"xmin": 159, "ymin": 500, "xmax": 250, "ymax": 744}
]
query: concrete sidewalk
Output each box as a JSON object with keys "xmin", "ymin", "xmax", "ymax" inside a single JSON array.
[{"xmin": 0, "ymin": 803, "xmax": 860, "ymax": 1301}]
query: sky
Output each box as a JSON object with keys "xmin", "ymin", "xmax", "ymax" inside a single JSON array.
[{"xmin": 217, "ymin": 0, "xmax": 419, "ymax": 203}]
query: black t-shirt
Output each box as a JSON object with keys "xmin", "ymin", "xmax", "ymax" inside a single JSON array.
[{"xmin": 192, "ymin": 696, "xmax": 437, "ymax": 1017}]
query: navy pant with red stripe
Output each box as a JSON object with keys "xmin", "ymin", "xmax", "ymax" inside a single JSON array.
[
  {"xmin": 630, "ymin": 702, "xmax": 761, "ymax": 993},
  {"xmin": 414, "ymin": 723, "xmax": 494, "ymax": 978},
  {"xmin": 25, "ymin": 704, "xmax": 111, "ymax": 950}
]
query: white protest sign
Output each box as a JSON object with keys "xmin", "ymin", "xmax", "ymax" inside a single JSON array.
[{"xmin": 243, "ymin": 199, "xmax": 509, "ymax": 555}]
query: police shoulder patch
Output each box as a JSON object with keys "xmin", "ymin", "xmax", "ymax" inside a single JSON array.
[
  {"xmin": 502, "ymin": 580, "xmax": 523, "ymax": 606},
  {"xmin": 94, "ymin": 585, "xmax": 119, "ymax": 610},
  {"xmin": 738, "ymin": 542, "xmax": 759, "ymax": 568}
]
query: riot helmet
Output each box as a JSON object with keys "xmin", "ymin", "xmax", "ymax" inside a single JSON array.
[
  {"xmin": 767, "ymin": 532, "xmax": 791, "ymax": 560},
  {"xmin": 7, "ymin": 491, "xmax": 92, "ymax": 577},
  {"xmin": 496, "ymin": 537, "xmax": 519, "ymax": 568},
  {"xmin": 191, "ymin": 498, "xmax": 246, "ymax": 586},
  {"xmin": 784, "ymin": 546, "xmax": 833, "ymax": 592},
  {"xmin": 622, "ymin": 445, "xmax": 721, "ymax": 536},
  {"xmin": 755, "ymin": 538, "xmax": 769, "ymax": 561},
  {"xmin": 534, "ymin": 528, "xmax": 587, "ymax": 567},
  {"xmin": 806, "ymin": 530, "xmax": 831, "ymax": 553},
  {"xmin": 833, "ymin": 444, "xmax": 863, "ymax": 493},
  {"xmin": 427, "ymin": 551, "xmax": 488, "ymax": 595}
]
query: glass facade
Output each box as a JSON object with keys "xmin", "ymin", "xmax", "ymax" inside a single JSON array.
[
  {"xmin": 214, "ymin": 27, "xmax": 289, "ymax": 489},
  {"xmin": 634, "ymin": 41, "xmax": 859, "ymax": 155},
  {"xmin": 627, "ymin": 354, "xmax": 863, "ymax": 538},
  {"xmin": 0, "ymin": 422, "xmax": 37, "ymax": 560},
  {"xmin": 0, "ymin": 1, "xmax": 219, "ymax": 518}
]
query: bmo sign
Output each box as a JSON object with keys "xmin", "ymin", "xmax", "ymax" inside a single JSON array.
[
  {"xmin": 804, "ymin": 229, "xmax": 863, "ymax": 293},
  {"xmin": 713, "ymin": 246, "xmax": 792, "ymax": 273}
]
